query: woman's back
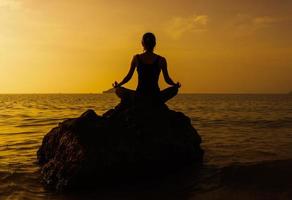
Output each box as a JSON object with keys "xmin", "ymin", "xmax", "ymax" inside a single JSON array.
[{"xmin": 136, "ymin": 53, "xmax": 161, "ymax": 95}]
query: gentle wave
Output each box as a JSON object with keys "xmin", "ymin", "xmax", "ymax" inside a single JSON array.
[
  {"xmin": 193, "ymin": 118, "xmax": 292, "ymax": 128},
  {"xmin": 219, "ymin": 159, "xmax": 292, "ymax": 189},
  {"xmin": 15, "ymin": 121, "xmax": 61, "ymax": 128}
]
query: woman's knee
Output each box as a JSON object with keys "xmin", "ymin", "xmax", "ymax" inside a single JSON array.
[
  {"xmin": 160, "ymin": 86, "xmax": 179, "ymax": 102},
  {"xmin": 168, "ymin": 86, "xmax": 178, "ymax": 96},
  {"xmin": 115, "ymin": 87, "xmax": 135, "ymax": 100},
  {"xmin": 172, "ymin": 86, "xmax": 179, "ymax": 94},
  {"xmin": 115, "ymin": 87, "xmax": 124, "ymax": 98}
]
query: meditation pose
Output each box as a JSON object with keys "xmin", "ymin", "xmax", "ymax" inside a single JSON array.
[{"xmin": 113, "ymin": 32, "xmax": 181, "ymax": 106}]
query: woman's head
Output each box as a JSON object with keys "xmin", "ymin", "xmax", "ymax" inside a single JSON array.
[{"xmin": 142, "ymin": 32, "xmax": 156, "ymax": 52}]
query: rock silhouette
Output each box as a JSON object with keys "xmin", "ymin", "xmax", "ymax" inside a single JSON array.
[{"xmin": 37, "ymin": 103, "xmax": 204, "ymax": 191}]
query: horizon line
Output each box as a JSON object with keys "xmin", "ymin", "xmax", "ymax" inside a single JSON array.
[{"xmin": 0, "ymin": 92, "xmax": 290, "ymax": 95}]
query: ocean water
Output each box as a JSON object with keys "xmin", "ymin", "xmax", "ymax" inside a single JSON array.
[{"xmin": 0, "ymin": 94, "xmax": 292, "ymax": 200}]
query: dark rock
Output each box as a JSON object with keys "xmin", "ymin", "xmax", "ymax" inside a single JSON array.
[{"xmin": 37, "ymin": 103, "xmax": 204, "ymax": 191}]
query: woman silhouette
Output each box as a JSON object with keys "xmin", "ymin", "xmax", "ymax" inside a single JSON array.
[{"xmin": 113, "ymin": 32, "xmax": 181, "ymax": 106}]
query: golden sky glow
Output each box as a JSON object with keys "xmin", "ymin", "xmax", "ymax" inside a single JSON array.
[{"xmin": 0, "ymin": 0, "xmax": 292, "ymax": 93}]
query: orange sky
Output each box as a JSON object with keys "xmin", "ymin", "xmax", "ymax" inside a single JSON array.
[{"xmin": 0, "ymin": 0, "xmax": 292, "ymax": 93}]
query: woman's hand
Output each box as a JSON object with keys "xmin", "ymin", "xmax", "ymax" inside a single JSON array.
[
  {"xmin": 112, "ymin": 81, "xmax": 119, "ymax": 88},
  {"xmin": 174, "ymin": 82, "xmax": 181, "ymax": 88}
]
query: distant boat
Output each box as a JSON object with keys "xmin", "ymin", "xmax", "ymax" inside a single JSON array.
[{"xmin": 102, "ymin": 88, "xmax": 115, "ymax": 94}]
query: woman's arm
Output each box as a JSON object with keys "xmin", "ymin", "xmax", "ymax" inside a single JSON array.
[
  {"xmin": 161, "ymin": 57, "xmax": 181, "ymax": 87},
  {"xmin": 113, "ymin": 55, "xmax": 137, "ymax": 88}
]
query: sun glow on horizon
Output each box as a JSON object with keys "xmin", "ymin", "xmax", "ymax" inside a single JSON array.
[{"xmin": 0, "ymin": 0, "xmax": 292, "ymax": 94}]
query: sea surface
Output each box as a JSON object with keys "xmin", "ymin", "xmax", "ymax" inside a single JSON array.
[{"xmin": 0, "ymin": 94, "xmax": 292, "ymax": 200}]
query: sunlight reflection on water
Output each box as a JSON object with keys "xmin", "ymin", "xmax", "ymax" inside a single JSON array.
[{"xmin": 0, "ymin": 94, "xmax": 292, "ymax": 199}]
